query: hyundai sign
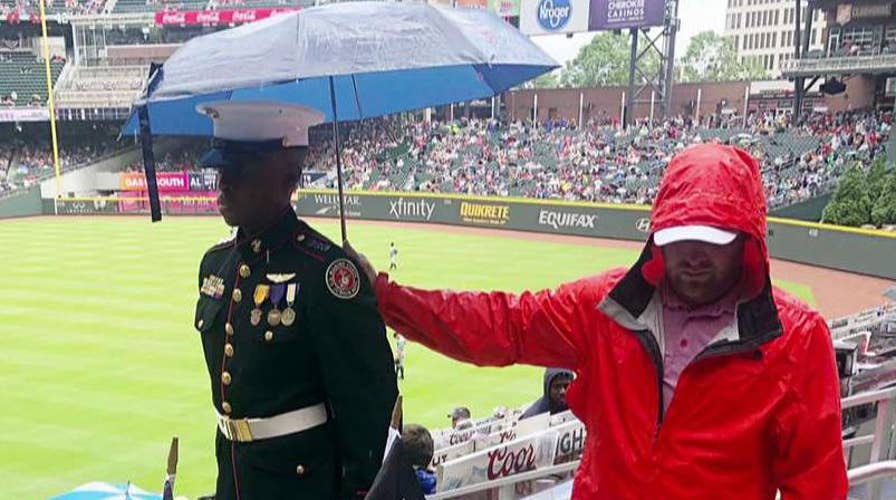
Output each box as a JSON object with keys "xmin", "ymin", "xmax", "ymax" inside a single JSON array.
[
  {"xmin": 521, "ymin": 0, "xmax": 588, "ymax": 35},
  {"xmin": 521, "ymin": 0, "xmax": 665, "ymax": 35}
]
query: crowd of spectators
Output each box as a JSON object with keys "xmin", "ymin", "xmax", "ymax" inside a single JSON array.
[
  {"xmin": 0, "ymin": 123, "xmax": 126, "ymax": 196},
  {"xmin": 121, "ymin": 141, "xmax": 206, "ymax": 174},
  {"xmin": 0, "ymin": 110, "xmax": 889, "ymax": 207},
  {"xmin": 0, "ymin": 0, "xmax": 107, "ymax": 16},
  {"xmin": 305, "ymin": 110, "xmax": 890, "ymax": 209}
]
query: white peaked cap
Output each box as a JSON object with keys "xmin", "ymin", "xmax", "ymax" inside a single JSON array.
[{"xmin": 196, "ymin": 101, "xmax": 326, "ymax": 147}]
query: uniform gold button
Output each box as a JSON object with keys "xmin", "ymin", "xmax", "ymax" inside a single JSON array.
[
  {"xmin": 265, "ymin": 331, "xmax": 274, "ymax": 342},
  {"xmin": 225, "ymin": 323, "xmax": 234, "ymax": 336},
  {"xmin": 296, "ymin": 234, "xmax": 306, "ymax": 242},
  {"xmin": 224, "ymin": 343, "xmax": 234, "ymax": 357},
  {"xmin": 197, "ymin": 319, "xmax": 204, "ymax": 329},
  {"xmin": 232, "ymin": 289, "xmax": 242, "ymax": 303},
  {"xmin": 222, "ymin": 402, "xmax": 232, "ymax": 414},
  {"xmin": 239, "ymin": 264, "xmax": 251, "ymax": 279},
  {"xmin": 251, "ymin": 239, "xmax": 262, "ymax": 253},
  {"xmin": 222, "ymin": 372, "xmax": 232, "ymax": 385},
  {"xmin": 295, "ymin": 464, "xmax": 306, "ymax": 476}
]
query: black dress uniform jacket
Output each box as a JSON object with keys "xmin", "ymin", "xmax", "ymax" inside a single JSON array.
[{"xmin": 194, "ymin": 208, "xmax": 398, "ymax": 499}]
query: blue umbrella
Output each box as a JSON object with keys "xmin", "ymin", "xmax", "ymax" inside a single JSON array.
[
  {"xmin": 122, "ymin": 1, "xmax": 558, "ymax": 235},
  {"xmin": 49, "ymin": 482, "xmax": 161, "ymax": 500}
]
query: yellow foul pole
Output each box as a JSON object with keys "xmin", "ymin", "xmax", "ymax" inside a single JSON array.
[{"xmin": 38, "ymin": 0, "xmax": 63, "ymax": 197}]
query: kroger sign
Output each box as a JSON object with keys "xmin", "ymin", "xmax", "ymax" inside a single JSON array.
[{"xmin": 536, "ymin": 0, "xmax": 572, "ymax": 31}]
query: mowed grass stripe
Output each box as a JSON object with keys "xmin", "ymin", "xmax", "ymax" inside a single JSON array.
[{"xmin": 1, "ymin": 217, "xmax": 817, "ymax": 499}]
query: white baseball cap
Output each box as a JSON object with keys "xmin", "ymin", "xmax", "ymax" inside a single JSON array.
[{"xmin": 653, "ymin": 225, "xmax": 738, "ymax": 246}]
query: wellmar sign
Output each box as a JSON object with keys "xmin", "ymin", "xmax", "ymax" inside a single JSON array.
[
  {"xmin": 538, "ymin": 210, "xmax": 598, "ymax": 231},
  {"xmin": 459, "ymin": 202, "xmax": 511, "ymax": 226},
  {"xmin": 311, "ymin": 194, "xmax": 362, "ymax": 217},
  {"xmin": 388, "ymin": 197, "xmax": 436, "ymax": 221}
]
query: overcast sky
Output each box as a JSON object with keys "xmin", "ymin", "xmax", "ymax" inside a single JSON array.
[{"xmin": 532, "ymin": 0, "xmax": 727, "ymax": 67}]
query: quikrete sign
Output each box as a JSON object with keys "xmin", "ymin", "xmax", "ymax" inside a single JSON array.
[{"xmin": 459, "ymin": 202, "xmax": 511, "ymax": 226}]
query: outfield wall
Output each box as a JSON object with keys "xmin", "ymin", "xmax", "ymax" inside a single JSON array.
[{"xmin": 44, "ymin": 190, "xmax": 896, "ymax": 280}]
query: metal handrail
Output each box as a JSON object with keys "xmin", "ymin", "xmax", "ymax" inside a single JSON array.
[
  {"xmin": 843, "ymin": 387, "xmax": 896, "ymax": 410},
  {"xmin": 422, "ymin": 388, "xmax": 896, "ymax": 499},
  {"xmin": 848, "ymin": 460, "xmax": 896, "ymax": 487}
]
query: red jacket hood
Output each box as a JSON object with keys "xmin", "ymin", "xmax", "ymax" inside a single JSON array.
[{"xmin": 644, "ymin": 144, "xmax": 770, "ymax": 297}]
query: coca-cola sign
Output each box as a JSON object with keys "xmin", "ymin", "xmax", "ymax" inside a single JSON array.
[
  {"xmin": 154, "ymin": 7, "xmax": 301, "ymax": 27},
  {"xmin": 159, "ymin": 12, "xmax": 187, "ymax": 25},
  {"xmin": 195, "ymin": 10, "xmax": 221, "ymax": 24}
]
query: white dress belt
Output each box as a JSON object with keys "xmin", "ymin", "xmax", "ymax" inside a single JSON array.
[{"xmin": 216, "ymin": 403, "xmax": 328, "ymax": 442}]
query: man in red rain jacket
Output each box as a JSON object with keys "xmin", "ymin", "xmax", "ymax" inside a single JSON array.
[{"xmin": 346, "ymin": 143, "xmax": 847, "ymax": 499}]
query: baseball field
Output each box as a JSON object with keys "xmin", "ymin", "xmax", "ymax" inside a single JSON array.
[{"xmin": 0, "ymin": 215, "xmax": 821, "ymax": 498}]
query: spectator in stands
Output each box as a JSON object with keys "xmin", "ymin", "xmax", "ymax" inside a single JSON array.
[
  {"xmin": 447, "ymin": 407, "xmax": 471, "ymax": 430},
  {"xmin": 401, "ymin": 424, "xmax": 437, "ymax": 495},
  {"xmin": 520, "ymin": 368, "xmax": 574, "ymax": 419},
  {"xmin": 348, "ymin": 143, "xmax": 847, "ymax": 499}
]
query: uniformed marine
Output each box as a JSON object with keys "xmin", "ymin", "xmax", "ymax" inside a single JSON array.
[{"xmin": 193, "ymin": 101, "xmax": 398, "ymax": 499}]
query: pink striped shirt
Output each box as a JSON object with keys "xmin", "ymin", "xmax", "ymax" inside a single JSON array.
[{"xmin": 660, "ymin": 283, "xmax": 741, "ymax": 412}]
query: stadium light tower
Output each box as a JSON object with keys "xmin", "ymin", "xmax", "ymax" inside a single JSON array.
[
  {"xmin": 623, "ymin": 0, "xmax": 679, "ymax": 128},
  {"xmin": 791, "ymin": 0, "xmax": 816, "ymax": 117}
]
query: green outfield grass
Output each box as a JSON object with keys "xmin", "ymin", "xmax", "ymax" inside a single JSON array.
[{"xmin": 0, "ymin": 217, "xmax": 815, "ymax": 499}]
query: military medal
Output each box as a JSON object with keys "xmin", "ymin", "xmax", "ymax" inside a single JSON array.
[
  {"xmin": 201, "ymin": 275, "xmax": 225, "ymax": 299},
  {"xmin": 268, "ymin": 284, "xmax": 286, "ymax": 327},
  {"xmin": 251, "ymin": 284, "xmax": 270, "ymax": 326},
  {"xmin": 281, "ymin": 283, "xmax": 298, "ymax": 327}
]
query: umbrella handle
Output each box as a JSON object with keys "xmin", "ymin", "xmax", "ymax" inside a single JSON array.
[{"xmin": 329, "ymin": 76, "xmax": 348, "ymax": 243}]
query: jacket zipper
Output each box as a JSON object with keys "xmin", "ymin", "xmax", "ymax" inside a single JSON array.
[
  {"xmin": 633, "ymin": 329, "xmax": 665, "ymax": 439},
  {"xmin": 634, "ymin": 325, "xmax": 782, "ymax": 443}
]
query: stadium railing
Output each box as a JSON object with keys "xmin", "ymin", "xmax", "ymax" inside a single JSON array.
[
  {"xmin": 830, "ymin": 305, "xmax": 896, "ymax": 341},
  {"xmin": 782, "ymin": 54, "xmax": 896, "ymax": 77},
  {"xmin": 422, "ymin": 388, "xmax": 896, "ymax": 499}
]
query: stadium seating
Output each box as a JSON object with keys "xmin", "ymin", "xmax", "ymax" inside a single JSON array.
[
  {"xmin": 0, "ymin": 0, "xmax": 106, "ymax": 15},
  {"xmin": 55, "ymin": 65, "xmax": 146, "ymax": 109},
  {"xmin": 0, "ymin": 52, "xmax": 64, "ymax": 107},
  {"xmin": 113, "ymin": 0, "xmax": 207, "ymax": 14}
]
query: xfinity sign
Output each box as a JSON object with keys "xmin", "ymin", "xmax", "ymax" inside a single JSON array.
[
  {"xmin": 537, "ymin": 0, "xmax": 571, "ymax": 31},
  {"xmin": 389, "ymin": 197, "xmax": 436, "ymax": 221}
]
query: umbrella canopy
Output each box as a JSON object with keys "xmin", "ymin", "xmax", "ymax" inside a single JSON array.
[
  {"xmin": 50, "ymin": 482, "xmax": 161, "ymax": 500},
  {"xmin": 122, "ymin": 1, "xmax": 557, "ymax": 135},
  {"xmin": 121, "ymin": 1, "xmax": 557, "ymax": 228}
]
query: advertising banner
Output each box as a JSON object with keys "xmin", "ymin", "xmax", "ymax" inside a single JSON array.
[
  {"xmin": 45, "ymin": 188, "xmax": 896, "ymax": 280},
  {"xmin": 457, "ymin": 200, "xmax": 512, "ymax": 226},
  {"xmin": 154, "ymin": 7, "xmax": 301, "ymax": 27},
  {"xmin": 54, "ymin": 199, "xmax": 119, "ymax": 215},
  {"xmin": 437, "ymin": 429, "xmax": 559, "ymax": 492},
  {"xmin": 119, "ymin": 172, "xmax": 190, "ymax": 192},
  {"xmin": 188, "ymin": 171, "xmax": 218, "ymax": 192},
  {"xmin": 488, "ymin": 0, "xmax": 522, "ymax": 17},
  {"xmin": 0, "ymin": 107, "xmax": 50, "ymax": 123},
  {"xmin": 520, "ymin": 0, "xmax": 591, "ymax": 36},
  {"xmin": 589, "ymin": 0, "xmax": 666, "ymax": 30},
  {"xmin": 117, "ymin": 191, "xmax": 218, "ymax": 214}
]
